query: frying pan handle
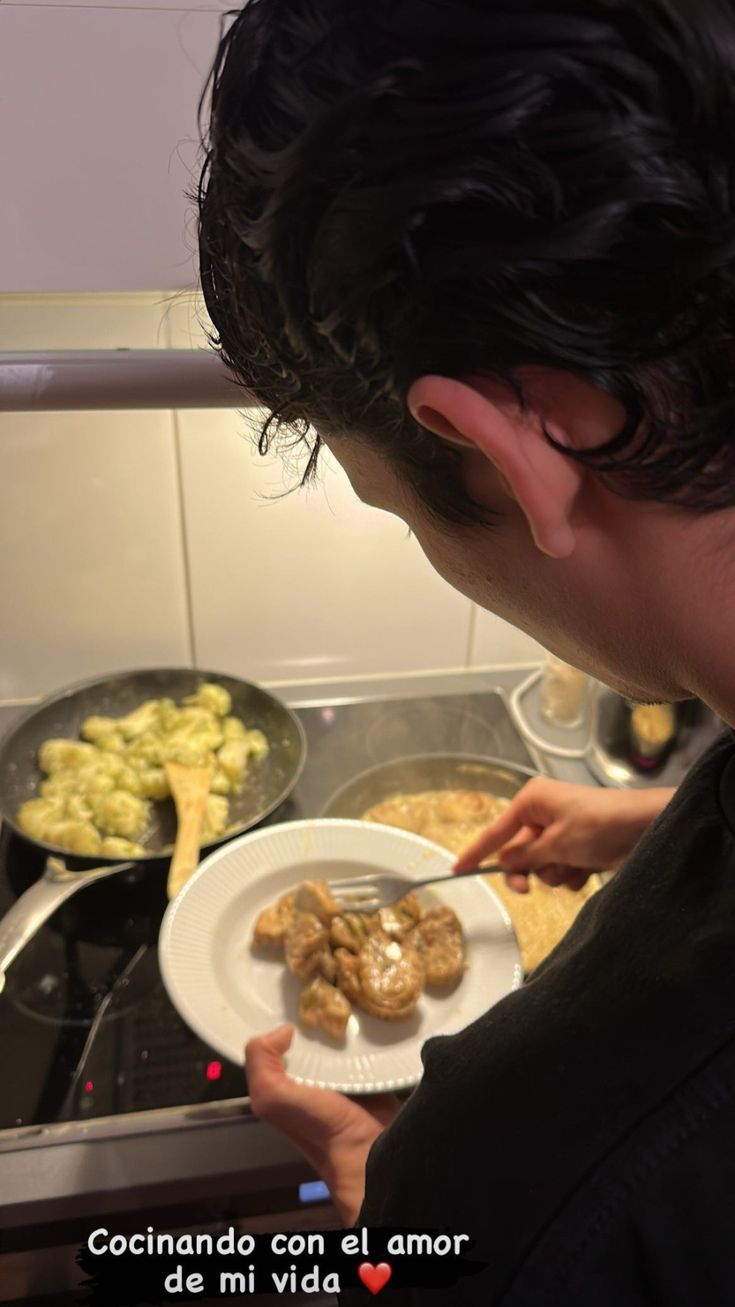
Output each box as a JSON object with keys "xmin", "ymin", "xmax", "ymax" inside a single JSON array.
[{"xmin": 0, "ymin": 859, "xmax": 131, "ymax": 995}]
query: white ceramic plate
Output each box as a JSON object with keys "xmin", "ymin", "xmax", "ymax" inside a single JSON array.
[{"xmin": 159, "ymin": 819, "xmax": 523, "ymax": 1093}]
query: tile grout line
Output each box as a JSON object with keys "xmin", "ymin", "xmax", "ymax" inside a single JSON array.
[
  {"xmin": 171, "ymin": 406, "xmax": 199, "ymax": 668},
  {"xmin": 164, "ymin": 310, "xmax": 198, "ymax": 668},
  {"xmin": 464, "ymin": 602, "xmax": 478, "ymax": 669}
]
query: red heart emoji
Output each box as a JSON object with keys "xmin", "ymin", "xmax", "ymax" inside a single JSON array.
[{"xmin": 358, "ymin": 1261, "xmax": 392, "ymax": 1295}]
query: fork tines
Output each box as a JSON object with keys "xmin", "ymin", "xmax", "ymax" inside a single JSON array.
[{"xmin": 327, "ymin": 877, "xmax": 381, "ymax": 914}]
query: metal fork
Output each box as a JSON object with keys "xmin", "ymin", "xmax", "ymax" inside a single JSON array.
[{"xmin": 327, "ymin": 861, "xmax": 502, "ymax": 914}]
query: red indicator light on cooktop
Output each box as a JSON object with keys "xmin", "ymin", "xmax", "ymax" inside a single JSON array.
[
  {"xmin": 205, "ymin": 1061, "xmax": 222, "ymax": 1082},
  {"xmin": 84, "ymin": 1080, "xmax": 94, "ymax": 1093}
]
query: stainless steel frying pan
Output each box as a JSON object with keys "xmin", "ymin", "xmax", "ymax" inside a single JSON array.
[{"xmin": 322, "ymin": 752, "xmax": 540, "ymax": 819}]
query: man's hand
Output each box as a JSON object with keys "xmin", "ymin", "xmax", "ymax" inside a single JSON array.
[
  {"xmin": 454, "ymin": 777, "xmax": 674, "ymax": 893},
  {"xmin": 245, "ymin": 1025, "xmax": 400, "ymax": 1226}
]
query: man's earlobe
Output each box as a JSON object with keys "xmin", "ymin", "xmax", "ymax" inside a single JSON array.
[{"xmin": 533, "ymin": 521, "xmax": 576, "ymax": 560}]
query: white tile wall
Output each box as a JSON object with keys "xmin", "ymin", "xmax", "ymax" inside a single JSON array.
[
  {"xmin": 0, "ymin": 292, "xmax": 171, "ymax": 350},
  {"xmin": 165, "ymin": 295, "xmax": 544, "ymax": 675},
  {"xmin": 469, "ymin": 607, "xmax": 547, "ymax": 669},
  {"xmin": 0, "ymin": 293, "xmax": 543, "ymax": 701},
  {"xmin": 0, "ymin": 407, "xmax": 190, "ymax": 701},
  {"xmin": 174, "ymin": 411, "xmax": 473, "ymax": 681},
  {"xmin": 0, "ymin": 0, "xmax": 567, "ymax": 688},
  {"xmin": 162, "ymin": 290, "xmax": 211, "ymax": 353},
  {"xmin": 0, "ymin": 294, "xmax": 190, "ymax": 701}
]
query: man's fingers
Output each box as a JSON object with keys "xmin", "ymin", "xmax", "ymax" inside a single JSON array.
[
  {"xmin": 499, "ymin": 826, "xmax": 561, "ymax": 873},
  {"xmin": 498, "ymin": 825, "xmax": 543, "ymax": 854},
  {"xmin": 247, "ymin": 1023, "xmax": 294, "ymax": 1060},
  {"xmin": 244, "ymin": 1030, "xmax": 393, "ymax": 1228},
  {"xmin": 503, "ymin": 863, "xmax": 590, "ymax": 892},
  {"xmin": 454, "ymin": 805, "xmax": 531, "ymax": 872},
  {"xmin": 353, "ymin": 1093, "xmax": 403, "ymax": 1129},
  {"xmin": 565, "ymin": 869, "xmax": 593, "ymax": 891},
  {"xmin": 534, "ymin": 863, "xmax": 568, "ymax": 888},
  {"xmin": 246, "ymin": 1027, "xmax": 359, "ymax": 1142},
  {"xmin": 454, "ymin": 781, "xmax": 556, "ymax": 873},
  {"xmin": 245, "ymin": 1024, "xmax": 300, "ymax": 1113},
  {"xmin": 504, "ymin": 870, "xmax": 531, "ymax": 894},
  {"xmin": 536, "ymin": 865, "xmax": 592, "ymax": 891},
  {"xmin": 246, "ymin": 1024, "xmax": 294, "ymax": 1083}
]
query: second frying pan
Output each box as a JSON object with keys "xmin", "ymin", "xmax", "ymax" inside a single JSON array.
[{"xmin": 322, "ymin": 753, "xmax": 540, "ymax": 819}]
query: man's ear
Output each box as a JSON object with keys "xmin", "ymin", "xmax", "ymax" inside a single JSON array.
[{"xmin": 407, "ymin": 374, "xmax": 585, "ymax": 559}]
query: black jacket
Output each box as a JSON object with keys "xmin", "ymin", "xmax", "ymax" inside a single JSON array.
[{"xmin": 344, "ymin": 734, "xmax": 735, "ymax": 1305}]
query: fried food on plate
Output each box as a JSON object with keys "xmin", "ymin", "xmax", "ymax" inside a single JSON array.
[
  {"xmin": 356, "ymin": 930, "xmax": 425, "ymax": 1021},
  {"xmin": 252, "ymin": 891, "xmax": 297, "ymax": 948},
  {"xmin": 408, "ymin": 905, "xmax": 465, "ymax": 989},
  {"xmin": 284, "ymin": 911, "xmax": 329, "ymax": 982},
  {"xmin": 299, "ymin": 974, "xmax": 351, "ymax": 1039},
  {"xmin": 377, "ymin": 890, "xmax": 422, "ymax": 940},
  {"xmin": 251, "ymin": 878, "xmax": 465, "ymax": 1039},
  {"xmin": 329, "ymin": 911, "xmax": 374, "ymax": 953},
  {"xmin": 293, "ymin": 879, "xmax": 341, "ymax": 923}
]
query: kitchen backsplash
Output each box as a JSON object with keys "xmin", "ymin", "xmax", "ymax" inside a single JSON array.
[{"xmin": 0, "ymin": 292, "xmax": 545, "ymax": 703}]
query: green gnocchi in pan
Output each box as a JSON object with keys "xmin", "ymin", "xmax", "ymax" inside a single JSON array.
[{"xmin": 17, "ymin": 682, "xmax": 268, "ymax": 858}]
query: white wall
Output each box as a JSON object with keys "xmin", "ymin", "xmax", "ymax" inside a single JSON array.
[
  {"xmin": 0, "ymin": 5, "xmax": 223, "ymax": 291},
  {"xmin": 0, "ymin": 294, "xmax": 544, "ymax": 704}
]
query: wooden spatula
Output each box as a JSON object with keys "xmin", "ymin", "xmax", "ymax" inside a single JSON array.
[{"xmin": 165, "ymin": 761, "xmax": 212, "ymax": 900}]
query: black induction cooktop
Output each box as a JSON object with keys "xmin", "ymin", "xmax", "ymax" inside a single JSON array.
[{"xmin": 0, "ymin": 688, "xmax": 535, "ymax": 1132}]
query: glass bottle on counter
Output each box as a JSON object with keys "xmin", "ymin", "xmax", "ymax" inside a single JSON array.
[{"xmin": 540, "ymin": 655, "xmax": 591, "ymax": 729}]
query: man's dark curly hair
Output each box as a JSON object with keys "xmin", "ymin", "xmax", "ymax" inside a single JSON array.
[{"xmin": 198, "ymin": 0, "xmax": 735, "ymax": 527}]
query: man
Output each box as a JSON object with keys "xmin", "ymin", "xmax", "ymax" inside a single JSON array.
[{"xmin": 197, "ymin": 1, "xmax": 735, "ymax": 1300}]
